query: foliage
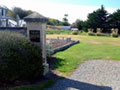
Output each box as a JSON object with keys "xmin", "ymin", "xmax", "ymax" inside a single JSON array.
[
  {"xmin": 46, "ymin": 29, "xmax": 71, "ymax": 35},
  {"xmin": 111, "ymin": 33, "xmax": 119, "ymax": 38},
  {"xmin": 6, "ymin": 80, "xmax": 55, "ymax": 90},
  {"xmin": 74, "ymin": 19, "xmax": 88, "ymax": 31},
  {"xmin": 62, "ymin": 14, "xmax": 70, "ymax": 26},
  {"xmin": 0, "ymin": 31, "xmax": 43, "ymax": 85},
  {"xmin": 88, "ymin": 32, "xmax": 96, "ymax": 36},
  {"xmin": 87, "ymin": 5, "xmax": 108, "ymax": 32},
  {"xmin": 111, "ymin": 28, "xmax": 119, "ymax": 38},
  {"xmin": 88, "ymin": 28, "xmax": 95, "ymax": 36},
  {"xmin": 96, "ymin": 33, "xmax": 104, "ymax": 36},
  {"xmin": 63, "ymin": 14, "xmax": 68, "ymax": 22},
  {"xmin": 61, "ymin": 22, "xmax": 70, "ymax": 26},
  {"xmin": 108, "ymin": 9, "xmax": 120, "ymax": 31},
  {"xmin": 47, "ymin": 18, "xmax": 70, "ymax": 26},
  {"xmin": 47, "ymin": 18, "xmax": 63, "ymax": 26},
  {"xmin": 96, "ymin": 28, "xmax": 103, "ymax": 36},
  {"xmin": 71, "ymin": 31, "xmax": 78, "ymax": 35},
  {"xmin": 7, "ymin": 7, "xmax": 33, "ymax": 19},
  {"xmin": 46, "ymin": 29, "xmax": 88, "ymax": 35}
]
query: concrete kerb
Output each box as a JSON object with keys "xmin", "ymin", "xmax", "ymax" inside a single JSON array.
[{"xmin": 52, "ymin": 40, "xmax": 80, "ymax": 55}]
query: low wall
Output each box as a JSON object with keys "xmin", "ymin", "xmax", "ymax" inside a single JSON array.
[
  {"xmin": 0, "ymin": 27, "xmax": 27, "ymax": 36},
  {"xmin": 52, "ymin": 40, "xmax": 80, "ymax": 54}
]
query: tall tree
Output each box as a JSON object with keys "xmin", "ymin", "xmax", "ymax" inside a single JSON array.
[
  {"xmin": 63, "ymin": 14, "xmax": 68, "ymax": 22},
  {"xmin": 62, "ymin": 14, "xmax": 70, "ymax": 26},
  {"xmin": 47, "ymin": 18, "xmax": 63, "ymax": 26},
  {"xmin": 7, "ymin": 7, "xmax": 33, "ymax": 19},
  {"xmin": 74, "ymin": 19, "xmax": 87, "ymax": 31},
  {"xmin": 87, "ymin": 5, "xmax": 108, "ymax": 32},
  {"xmin": 108, "ymin": 9, "xmax": 120, "ymax": 29}
]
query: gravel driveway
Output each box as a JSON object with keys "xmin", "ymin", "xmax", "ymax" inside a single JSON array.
[{"xmin": 45, "ymin": 60, "xmax": 120, "ymax": 90}]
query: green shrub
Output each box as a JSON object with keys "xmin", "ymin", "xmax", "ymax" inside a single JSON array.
[
  {"xmin": 96, "ymin": 33, "xmax": 110, "ymax": 37},
  {"xmin": 0, "ymin": 31, "xmax": 43, "ymax": 85},
  {"xmin": 96, "ymin": 32, "xmax": 102, "ymax": 36},
  {"xmin": 111, "ymin": 33, "xmax": 119, "ymax": 38},
  {"xmin": 88, "ymin": 32, "xmax": 96, "ymax": 36},
  {"xmin": 79, "ymin": 31, "xmax": 87, "ymax": 35},
  {"xmin": 49, "ymin": 32, "xmax": 54, "ymax": 34},
  {"xmin": 96, "ymin": 33, "xmax": 106, "ymax": 36},
  {"xmin": 46, "ymin": 29, "xmax": 72, "ymax": 35},
  {"xmin": 72, "ymin": 31, "xmax": 78, "ymax": 35}
]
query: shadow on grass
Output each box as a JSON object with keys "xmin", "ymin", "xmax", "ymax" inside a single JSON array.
[
  {"xmin": 46, "ymin": 57, "xmax": 112, "ymax": 90},
  {"xmin": 47, "ymin": 56, "xmax": 66, "ymax": 70}
]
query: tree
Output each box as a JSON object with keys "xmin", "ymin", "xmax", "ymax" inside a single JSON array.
[
  {"xmin": 6, "ymin": 9, "xmax": 13, "ymax": 17},
  {"xmin": 74, "ymin": 19, "xmax": 88, "ymax": 31},
  {"xmin": 62, "ymin": 14, "xmax": 70, "ymax": 26},
  {"xmin": 47, "ymin": 18, "xmax": 63, "ymax": 26},
  {"xmin": 63, "ymin": 14, "xmax": 68, "ymax": 22},
  {"xmin": 87, "ymin": 5, "xmax": 108, "ymax": 32},
  {"xmin": 75, "ymin": 19, "xmax": 83, "ymax": 30},
  {"xmin": 108, "ymin": 9, "xmax": 120, "ymax": 32},
  {"xmin": 7, "ymin": 7, "xmax": 33, "ymax": 19}
]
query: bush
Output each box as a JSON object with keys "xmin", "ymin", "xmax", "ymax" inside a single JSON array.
[
  {"xmin": 96, "ymin": 33, "xmax": 110, "ymax": 37},
  {"xmin": 111, "ymin": 33, "xmax": 119, "ymax": 38},
  {"xmin": 96, "ymin": 32, "xmax": 105, "ymax": 36},
  {"xmin": 72, "ymin": 31, "xmax": 78, "ymax": 35},
  {"xmin": 88, "ymin": 32, "xmax": 96, "ymax": 36},
  {"xmin": 96, "ymin": 32, "xmax": 101, "ymax": 36},
  {"xmin": 79, "ymin": 31, "xmax": 87, "ymax": 35},
  {"xmin": 0, "ymin": 31, "xmax": 43, "ymax": 85}
]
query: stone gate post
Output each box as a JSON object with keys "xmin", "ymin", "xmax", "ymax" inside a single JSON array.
[{"xmin": 24, "ymin": 12, "xmax": 49, "ymax": 75}]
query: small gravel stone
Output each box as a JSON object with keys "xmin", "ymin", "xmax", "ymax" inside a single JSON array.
[{"xmin": 45, "ymin": 60, "xmax": 120, "ymax": 90}]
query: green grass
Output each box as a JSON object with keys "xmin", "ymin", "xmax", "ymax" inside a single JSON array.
[
  {"xmin": 3, "ymin": 80, "xmax": 55, "ymax": 90},
  {"xmin": 46, "ymin": 29, "xmax": 71, "ymax": 35},
  {"xmin": 46, "ymin": 29, "xmax": 87, "ymax": 35},
  {"xmin": 47, "ymin": 35, "xmax": 120, "ymax": 75}
]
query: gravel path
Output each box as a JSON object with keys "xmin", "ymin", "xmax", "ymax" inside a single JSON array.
[{"xmin": 45, "ymin": 60, "xmax": 120, "ymax": 90}]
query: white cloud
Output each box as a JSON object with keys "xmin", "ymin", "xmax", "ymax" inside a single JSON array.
[{"xmin": 0, "ymin": 0, "xmax": 117, "ymax": 23}]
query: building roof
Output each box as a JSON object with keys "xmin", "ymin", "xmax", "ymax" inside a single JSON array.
[
  {"xmin": 24, "ymin": 12, "xmax": 48, "ymax": 22},
  {"xmin": 0, "ymin": 5, "xmax": 8, "ymax": 9}
]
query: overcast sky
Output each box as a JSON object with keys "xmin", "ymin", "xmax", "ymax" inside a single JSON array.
[{"xmin": 0, "ymin": 0, "xmax": 119, "ymax": 23}]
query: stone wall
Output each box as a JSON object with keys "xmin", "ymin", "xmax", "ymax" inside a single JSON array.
[{"xmin": 0, "ymin": 27, "xmax": 27, "ymax": 36}]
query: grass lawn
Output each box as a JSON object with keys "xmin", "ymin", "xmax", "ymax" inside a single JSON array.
[{"xmin": 47, "ymin": 34, "xmax": 120, "ymax": 75}]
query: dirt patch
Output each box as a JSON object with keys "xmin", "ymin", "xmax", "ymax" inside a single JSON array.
[
  {"xmin": 48, "ymin": 39, "xmax": 73, "ymax": 49},
  {"xmin": 85, "ymin": 40, "xmax": 103, "ymax": 45}
]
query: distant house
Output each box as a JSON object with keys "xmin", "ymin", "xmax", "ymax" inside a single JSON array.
[
  {"xmin": 0, "ymin": 5, "xmax": 16, "ymax": 27},
  {"xmin": 8, "ymin": 20, "xmax": 17, "ymax": 27},
  {"xmin": 61, "ymin": 26, "xmax": 71, "ymax": 30},
  {"xmin": 0, "ymin": 5, "xmax": 26, "ymax": 27},
  {"xmin": 47, "ymin": 25, "xmax": 71, "ymax": 30}
]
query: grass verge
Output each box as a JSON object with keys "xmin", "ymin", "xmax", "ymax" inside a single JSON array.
[{"xmin": 47, "ymin": 35, "xmax": 120, "ymax": 75}]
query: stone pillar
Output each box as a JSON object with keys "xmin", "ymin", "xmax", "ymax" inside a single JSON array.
[
  {"xmin": 6, "ymin": 19, "xmax": 8, "ymax": 27},
  {"xmin": 24, "ymin": 12, "xmax": 49, "ymax": 75}
]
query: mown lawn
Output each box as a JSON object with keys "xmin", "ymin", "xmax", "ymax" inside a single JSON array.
[{"xmin": 47, "ymin": 34, "xmax": 120, "ymax": 75}]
